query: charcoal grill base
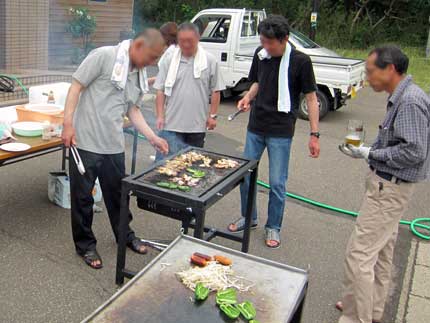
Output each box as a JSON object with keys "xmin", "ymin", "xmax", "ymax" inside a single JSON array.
[{"xmin": 115, "ymin": 147, "xmax": 259, "ymax": 285}]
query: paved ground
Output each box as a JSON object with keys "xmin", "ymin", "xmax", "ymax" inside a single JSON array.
[{"xmin": 0, "ymin": 87, "xmax": 429, "ymax": 323}]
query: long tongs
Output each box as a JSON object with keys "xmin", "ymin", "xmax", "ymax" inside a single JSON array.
[{"xmin": 70, "ymin": 145, "xmax": 86, "ymax": 175}]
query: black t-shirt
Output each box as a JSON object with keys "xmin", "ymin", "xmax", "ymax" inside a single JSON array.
[{"xmin": 248, "ymin": 46, "xmax": 317, "ymax": 137}]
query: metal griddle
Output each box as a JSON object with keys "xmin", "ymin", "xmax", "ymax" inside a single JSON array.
[
  {"xmin": 86, "ymin": 235, "xmax": 308, "ymax": 323},
  {"xmin": 139, "ymin": 151, "xmax": 246, "ymax": 197},
  {"xmin": 116, "ymin": 147, "xmax": 259, "ymax": 286}
]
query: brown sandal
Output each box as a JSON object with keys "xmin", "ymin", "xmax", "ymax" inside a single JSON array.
[
  {"xmin": 81, "ymin": 250, "xmax": 103, "ymax": 270},
  {"xmin": 127, "ymin": 238, "xmax": 148, "ymax": 254}
]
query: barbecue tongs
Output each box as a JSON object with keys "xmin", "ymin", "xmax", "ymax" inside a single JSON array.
[{"xmin": 70, "ymin": 145, "xmax": 86, "ymax": 175}]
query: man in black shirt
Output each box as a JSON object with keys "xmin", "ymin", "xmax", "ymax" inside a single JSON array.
[{"xmin": 228, "ymin": 15, "xmax": 320, "ymax": 249}]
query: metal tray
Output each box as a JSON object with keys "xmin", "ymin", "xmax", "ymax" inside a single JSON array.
[
  {"xmin": 136, "ymin": 149, "xmax": 247, "ymax": 197},
  {"xmin": 84, "ymin": 235, "xmax": 308, "ymax": 323}
]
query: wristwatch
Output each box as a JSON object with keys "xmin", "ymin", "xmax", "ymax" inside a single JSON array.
[
  {"xmin": 310, "ymin": 132, "xmax": 320, "ymax": 138},
  {"xmin": 210, "ymin": 114, "xmax": 218, "ymax": 120}
]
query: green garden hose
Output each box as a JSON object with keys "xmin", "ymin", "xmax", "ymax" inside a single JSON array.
[
  {"xmin": 0, "ymin": 74, "xmax": 29, "ymax": 95},
  {"xmin": 256, "ymin": 180, "xmax": 430, "ymax": 240}
]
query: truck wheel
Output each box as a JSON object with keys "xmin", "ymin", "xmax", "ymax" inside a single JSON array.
[{"xmin": 298, "ymin": 90, "xmax": 330, "ymax": 120}]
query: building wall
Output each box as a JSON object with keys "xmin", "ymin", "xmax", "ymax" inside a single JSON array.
[
  {"xmin": 0, "ymin": 0, "xmax": 50, "ymax": 71},
  {"xmin": 0, "ymin": 0, "xmax": 5, "ymax": 69},
  {"xmin": 49, "ymin": 0, "xmax": 134, "ymax": 66}
]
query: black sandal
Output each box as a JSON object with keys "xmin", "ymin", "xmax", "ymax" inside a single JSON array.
[
  {"xmin": 81, "ymin": 250, "xmax": 103, "ymax": 269},
  {"xmin": 127, "ymin": 238, "xmax": 148, "ymax": 255}
]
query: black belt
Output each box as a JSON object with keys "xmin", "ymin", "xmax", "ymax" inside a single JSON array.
[{"xmin": 369, "ymin": 166, "xmax": 408, "ymax": 184}]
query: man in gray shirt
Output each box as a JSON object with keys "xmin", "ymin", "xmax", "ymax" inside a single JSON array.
[
  {"xmin": 62, "ymin": 30, "xmax": 168, "ymax": 269},
  {"xmin": 337, "ymin": 46, "xmax": 430, "ymax": 323},
  {"xmin": 153, "ymin": 22, "xmax": 225, "ymax": 160}
]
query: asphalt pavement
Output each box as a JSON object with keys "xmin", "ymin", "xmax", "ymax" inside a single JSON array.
[{"xmin": 0, "ymin": 87, "xmax": 429, "ymax": 323}]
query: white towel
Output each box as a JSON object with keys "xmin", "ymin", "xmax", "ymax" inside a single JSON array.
[
  {"xmin": 111, "ymin": 39, "xmax": 149, "ymax": 94},
  {"xmin": 258, "ymin": 44, "xmax": 292, "ymax": 113},
  {"xmin": 164, "ymin": 45, "xmax": 208, "ymax": 97}
]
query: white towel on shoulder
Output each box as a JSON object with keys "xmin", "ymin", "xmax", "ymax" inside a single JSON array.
[
  {"xmin": 258, "ymin": 43, "xmax": 292, "ymax": 113},
  {"xmin": 164, "ymin": 45, "xmax": 208, "ymax": 97},
  {"xmin": 111, "ymin": 39, "xmax": 149, "ymax": 93}
]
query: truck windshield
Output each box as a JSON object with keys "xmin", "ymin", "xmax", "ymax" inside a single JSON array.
[{"xmin": 289, "ymin": 30, "xmax": 319, "ymax": 49}]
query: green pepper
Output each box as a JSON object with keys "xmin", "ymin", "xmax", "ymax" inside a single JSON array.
[
  {"xmin": 156, "ymin": 182, "xmax": 171, "ymax": 188},
  {"xmin": 216, "ymin": 288, "xmax": 237, "ymax": 305},
  {"xmin": 220, "ymin": 303, "xmax": 241, "ymax": 319},
  {"xmin": 249, "ymin": 320, "xmax": 260, "ymax": 323},
  {"xmin": 237, "ymin": 301, "xmax": 257, "ymax": 320},
  {"xmin": 168, "ymin": 183, "xmax": 178, "ymax": 189},
  {"xmin": 187, "ymin": 168, "xmax": 206, "ymax": 178},
  {"xmin": 178, "ymin": 185, "xmax": 191, "ymax": 192},
  {"xmin": 195, "ymin": 283, "xmax": 210, "ymax": 301}
]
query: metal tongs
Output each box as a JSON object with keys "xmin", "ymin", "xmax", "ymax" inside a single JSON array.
[
  {"xmin": 228, "ymin": 109, "xmax": 245, "ymax": 121},
  {"xmin": 70, "ymin": 145, "xmax": 86, "ymax": 175}
]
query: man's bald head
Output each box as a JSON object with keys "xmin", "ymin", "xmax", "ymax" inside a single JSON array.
[{"xmin": 130, "ymin": 28, "xmax": 165, "ymax": 68}]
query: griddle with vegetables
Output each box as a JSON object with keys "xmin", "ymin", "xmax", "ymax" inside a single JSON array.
[
  {"xmin": 116, "ymin": 147, "xmax": 259, "ymax": 286},
  {"xmin": 86, "ymin": 235, "xmax": 308, "ymax": 323}
]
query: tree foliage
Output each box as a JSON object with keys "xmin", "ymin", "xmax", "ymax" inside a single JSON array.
[{"xmin": 133, "ymin": 0, "xmax": 430, "ymax": 48}]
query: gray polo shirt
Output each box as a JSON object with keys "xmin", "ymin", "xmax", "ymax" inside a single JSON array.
[
  {"xmin": 72, "ymin": 46, "xmax": 144, "ymax": 154},
  {"xmin": 153, "ymin": 51, "xmax": 225, "ymax": 133}
]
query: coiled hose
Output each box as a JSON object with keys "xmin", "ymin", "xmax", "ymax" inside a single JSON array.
[
  {"xmin": 0, "ymin": 74, "xmax": 29, "ymax": 95},
  {"xmin": 257, "ymin": 180, "xmax": 430, "ymax": 240}
]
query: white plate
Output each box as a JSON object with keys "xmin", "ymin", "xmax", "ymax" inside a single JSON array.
[{"xmin": 0, "ymin": 142, "xmax": 31, "ymax": 152}]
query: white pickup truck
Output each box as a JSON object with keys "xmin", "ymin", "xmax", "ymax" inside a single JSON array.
[{"xmin": 191, "ymin": 8, "xmax": 366, "ymax": 119}]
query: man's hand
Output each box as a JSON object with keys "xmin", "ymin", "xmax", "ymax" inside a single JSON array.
[
  {"xmin": 62, "ymin": 124, "xmax": 76, "ymax": 148},
  {"xmin": 339, "ymin": 144, "xmax": 370, "ymax": 160},
  {"xmin": 309, "ymin": 136, "xmax": 320, "ymax": 158},
  {"xmin": 206, "ymin": 117, "xmax": 217, "ymax": 130},
  {"xmin": 150, "ymin": 135, "xmax": 169, "ymax": 155},
  {"xmin": 237, "ymin": 95, "xmax": 252, "ymax": 112},
  {"xmin": 156, "ymin": 117, "xmax": 165, "ymax": 130}
]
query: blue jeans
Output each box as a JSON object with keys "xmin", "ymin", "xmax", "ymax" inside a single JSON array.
[
  {"xmin": 240, "ymin": 130, "xmax": 292, "ymax": 231},
  {"xmin": 155, "ymin": 130, "xmax": 206, "ymax": 162}
]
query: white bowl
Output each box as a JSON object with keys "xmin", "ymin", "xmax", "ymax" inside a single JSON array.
[
  {"xmin": 12, "ymin": 122, "xmax": 44, "ymax": 137},
  {"xmin": 24, "ymin": 103, "xmax": 63, "ymax": 115}
]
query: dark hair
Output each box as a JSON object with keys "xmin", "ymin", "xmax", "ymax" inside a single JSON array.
[
  {"xmin": 177, "ymin": 22, "xmax": 200, "ymax": 36},
  {"xmin": 160, "ymin": 22, "xmax": 178, "ymax": 46},
  {"xmin": 133, "ymin": 28, "xmax": 165, "ymax": 47},
  {"xmin": 258, "ymin": 15, "xmax": 290, "ymax": 42},
  {"xmin": 369, "ymin": 46, "xmax": 409, "ymax": 75}
]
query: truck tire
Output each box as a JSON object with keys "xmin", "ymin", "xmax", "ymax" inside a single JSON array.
[{"xmin": 298, "ymin": 90, "xmax": 330, "ymax": 120}]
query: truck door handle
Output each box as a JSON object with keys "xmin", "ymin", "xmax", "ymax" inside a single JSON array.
[{"xmin": 221, "ymin": 52, "xmax": 228, "ymax": 62}]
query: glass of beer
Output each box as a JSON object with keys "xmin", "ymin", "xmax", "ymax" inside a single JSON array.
[{"xmin": 345, "ymin": 120, "xmax": 365, "ymax": 147}]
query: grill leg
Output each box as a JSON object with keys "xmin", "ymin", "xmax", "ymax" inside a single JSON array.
[
  {"xmin": 242, "ymin": 166, "xmax": 258, "ymax": 253},
  {"xmin": 131, "ymin": 128, "xmax": 138, "ymax": 175},
  {"xmin": 116, "ymin": 183, "xmax": 130, "ymax": 285},
  {"xmin": 193, "ymin": 209, "xmax": 205, "ymax": 239}
]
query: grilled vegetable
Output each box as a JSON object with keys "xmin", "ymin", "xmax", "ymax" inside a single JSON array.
[
  {"xmin": 195, "ymin": 282, "xmax": 210, "ymax": 301},
  {"xmin": 249, "ymin": 320, "xmax": 260, "ymax": 323},
  {"xmin": 214, "ymin": 255, "xmax": 232, "ymax": 266},
  {"xmin": 178, "ymin": 185, "xmax": 191, "ymax": 192},
  {"xmin": 156, "ymin": 182, "xmax": 171, "ymax": 188},
  {"xmin": 193, "ymin": 252, "xmax": 213, "ymax": 262},
  {"xmin": 220, "ymin": 304, "xmax": 241, "ymax": 319},
  {"xmin": 216, "ymin": 288, "xmax": 237, "ymax": 305},
  {"xmin": 237, "ymin": 301, "xmax": 257, "ymax": 320},
  {"xmin": 190, "ymin": 254, "xmax": 207, "ymax": 267},
  {"xmin": 187, "ymin": 168, "xmax": 206, "ymax": 178},
  {"xmin": 168, "ymin": 183, "xmax": 178, "ymax": 189}
]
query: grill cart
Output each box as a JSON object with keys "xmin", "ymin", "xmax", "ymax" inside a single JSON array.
[{"xmin": 116, "ymin": 147, "xmax": 259, "ymax": 285}]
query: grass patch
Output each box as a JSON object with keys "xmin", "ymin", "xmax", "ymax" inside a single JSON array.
[{"xmin": 335, "ymin": 47, "xmax": 430, "ymax": 91}]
